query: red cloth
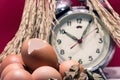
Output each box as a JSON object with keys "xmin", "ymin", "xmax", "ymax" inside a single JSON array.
[
  {"xmin": 0, "ymin": 0, "xmax": 120, "ymax": 66},
  {"xmin": 0, "ymin": 0, "xmax": 25, "ymax": 53}
]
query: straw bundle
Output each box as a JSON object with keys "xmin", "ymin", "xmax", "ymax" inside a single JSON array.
[
  {"xmin": 88, "ymin": 0, "xmax": 120, "ymax": 47},
  {"xmin": 0, "ymin": 0, "xmax": 120, "ymax": 63}
]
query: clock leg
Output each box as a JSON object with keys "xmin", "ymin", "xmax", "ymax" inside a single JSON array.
[
  {"xmin": 86, "ymin": 67, "xmax": 107, "ymax": 80},
  {"xmin": 98, "ymin": 68, "xmax": 107, "ymax": 80}
]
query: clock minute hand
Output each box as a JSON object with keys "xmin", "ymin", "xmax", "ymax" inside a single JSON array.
[
  {"xmin": 62, "ymin": 29, "xmax": 78, "ymax": 41},
  {"xmin": 70, "ymin": 19, "xmax": 92, "ymax": 49},
  {"xmin": 80, "ymin": 19, "xmax": 92, "ymax": 40}
]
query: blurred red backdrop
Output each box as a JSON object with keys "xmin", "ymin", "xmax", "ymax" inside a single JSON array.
[{"xmin": 0, "ymin": 0, "xmax": 120, "ymax": 66}]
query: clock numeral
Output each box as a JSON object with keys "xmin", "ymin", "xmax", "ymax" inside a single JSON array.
[
  {"xmin": 89, "ymin": 56, "xmax": 93, "ymax": 61},
  {"xmin": 77, "ymin": 18, "xmax": 82, "ymax": 23},
  {"xmin": 95, "ymin": 27, "xmax": 99, "ymax": 33},
  {"xmin": 67, "ymin": 20, "xmax": 71, "ymax": 26},
  {"xmin": 96, "ymin": 48, "xmax": 100, "ymax": 53},
  {"xmin": 78, "ymin": 59, "xmax": 83, "ymax": 64},
  {"xmin": 99, "ymin": 38, "xmax": 103, "ymax": 43},
  {"xmin": 57, "ymin": 39, "xmax": 61, "ymax": 45},
  {"xmin": 68, "ymin": 56, "xmax": 72, "ymax": 60},
  {"xmin": 60, "ymin": 29, "xmax": 65, "ymax": 34},
  {"xmin": 60, "ymin": 49, "xmax": 65, "ymax": 55}
]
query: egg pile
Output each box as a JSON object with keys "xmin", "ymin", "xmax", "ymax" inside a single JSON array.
[{"xmin": 0, "ymin": 38, "xmax": 84, "ymax": 80}]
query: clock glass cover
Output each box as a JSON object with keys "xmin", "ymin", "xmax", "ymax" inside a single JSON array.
[{"xmin": 50, "ymin": 11, "xmax": 115, "ymax": 70}]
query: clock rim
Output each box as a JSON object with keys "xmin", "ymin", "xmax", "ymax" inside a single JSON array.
[{"xmin": 49, "ymin": 7, "xmax": 116, "ymax": 71}]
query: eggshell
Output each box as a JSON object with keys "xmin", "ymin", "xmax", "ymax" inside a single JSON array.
[
  {"xmin": 21, "ymin": 38, "xmax": 59, "ymax": 71},
  {"xmin": 0, "ymin": 54, "xmax": 24, "ymax": 74},
  {"xmin": 3, "ymin": 69, "xmax": 33, "ymax": 80},
  {"xmin": 1, "ymin": 63, "xmax": 24, "ymax": 79},
  {"xmin": 59, "ymin": 60, "xmax": 84, "ymax": 77},
  {"xmin": 32, "ymin": 66, "xmax": 62, "ymax": 80}
]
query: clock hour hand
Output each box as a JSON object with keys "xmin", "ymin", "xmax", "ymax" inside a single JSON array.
[{"xmin": 61, "ymin": 29, "xmax": 78, "ymax": 41}]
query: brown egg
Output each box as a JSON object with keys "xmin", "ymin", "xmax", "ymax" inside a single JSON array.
[
  {"xmin": 3, "ymin": 69, "xmax": 33, "ymax": 80},
  {"xmin": 32, "ymin": 66, "xmax": 62, "ymax": 80},
  {"xmin": 17, "ymin": 54, "xmax": 25, "ymax": 65},
  {"xmin": 0, "ymin": 54, "xmax": 24, "ymax": 74},
  {"xmin": 21, "ymin": 38, "xmax": 58, "ymax": 71},
  {"xmin": 59, "ymin": 60, "xmax": 84, "ymax": 77},
  {"xmin": 1, "ymin": 63, "xmax": 24, "ymax": 79}
]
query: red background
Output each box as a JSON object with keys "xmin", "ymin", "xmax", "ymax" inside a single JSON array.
[{"xmin": 0, "ymin": 0, "xmax": 120, "ymax": 66}]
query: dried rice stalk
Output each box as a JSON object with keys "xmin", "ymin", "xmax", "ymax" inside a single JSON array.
[
  {"xmin": 0, "ymin": 0, "xmax": 56, "ymax": 62},
  {"xmin": 88, "ymin": 0, "xmax": 120, "ymax": 47}
]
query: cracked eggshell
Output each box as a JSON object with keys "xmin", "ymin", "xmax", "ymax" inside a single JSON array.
[
  {"xmin": 21, "ymin": 38, "xmax": 59, "ymax": 71},
  {"xmin": 59, "ymin": 60, "xmax": 84, "ymax": 77}
]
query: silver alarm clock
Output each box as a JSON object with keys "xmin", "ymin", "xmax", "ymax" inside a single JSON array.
[{"xmin": 50, "ymin": 0, "xmax": 115, "ymax": 78}]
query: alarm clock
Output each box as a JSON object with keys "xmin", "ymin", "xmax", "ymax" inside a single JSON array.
[{"xmin": 50, "ymin": 0, "xmax": 115, "ymax": 79}]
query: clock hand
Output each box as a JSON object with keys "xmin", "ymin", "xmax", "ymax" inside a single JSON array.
[
  {"xmin": 70, "ymin": 28, "xmax": 96, "ymax": 49},
  {"xmin": 70, "ymin": 42, "xmax": 78, "ymax": 49},
  {"xmin": 82, "ymin": 28, "xmax": 96, "ymax": 40},
  {"xmin": 70, "ymin": 19, "xmax": 93, "ymax": 49},
  {"xmin": 80, "ymin": 19, "xmax": 92, "ymax": 40},
  {"xmin": 61, "ymin": 29, "xmax": 78, "ymax": 41},
  {"xmin": 76, "ymin": 19, "xmax": 93, "ymax": 43},
  {"xmin": 75, "ymin": 19, "xmax": 92, "ymax": 43},
  {"xmin": 70, "ymin": 38, "xmax": 82, "ymax": 49}
]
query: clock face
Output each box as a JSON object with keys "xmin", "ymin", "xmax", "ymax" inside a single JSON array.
[{"xmin": 50, "ymin": 12, "xmax": 112, "ymax": 70}]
